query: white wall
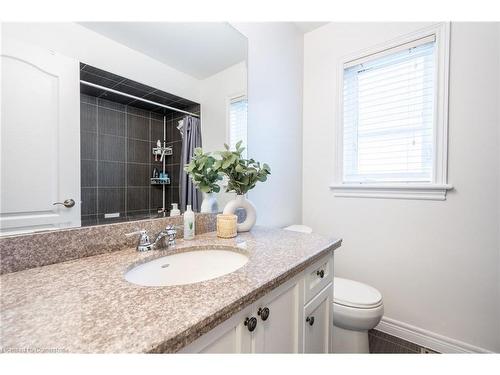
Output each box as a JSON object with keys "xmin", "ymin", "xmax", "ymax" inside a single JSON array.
[
  {"xmin": 232, "ymin": 23, "xmax": 304, "ymax": 227},
  {"xmin": 1, "ymin": 22, "xmax": 201, "ymax": 102},
  {"xmin": 200, "ymin": 61, "xmax": 247, "ymax": 208},
  {"xmin": 303, "ymin": 22, "xmax": 500, "ymax": 352},
  {"xmin": 200, "ymin": 61, "xmax": 247, "ymax": 153}
]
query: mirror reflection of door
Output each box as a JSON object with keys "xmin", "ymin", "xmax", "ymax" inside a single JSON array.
[{"xmin": 1, "ymin": 38, "xmax": 81, "ymax": 234}]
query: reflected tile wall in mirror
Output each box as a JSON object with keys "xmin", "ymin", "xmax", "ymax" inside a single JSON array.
[{"xmin": 80, "ymin": 90, "xmax": 200, "ymax": 227}]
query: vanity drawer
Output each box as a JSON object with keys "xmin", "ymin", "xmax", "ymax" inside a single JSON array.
[{"xmin": 304, "ymin": 252, "xmax": 333, "ymax": 304}]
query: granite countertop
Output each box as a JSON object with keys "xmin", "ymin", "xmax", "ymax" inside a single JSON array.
[{"xmin": 0, "ymin": 226, "xmax": 341, "ymax": 353}]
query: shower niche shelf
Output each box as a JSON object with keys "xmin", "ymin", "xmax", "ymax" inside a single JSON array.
[
  {"xmin": 152, "ymin": 146, "xmax": 173, "ymax": 157},
  {"xmin": 151, "ymin": 177, "xmax": 171, "ymax": 185}
]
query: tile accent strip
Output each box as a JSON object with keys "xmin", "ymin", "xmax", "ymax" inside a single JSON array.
[{"xmin": 0, "ymin": 213, "xmax": 216, "ymax": 275}]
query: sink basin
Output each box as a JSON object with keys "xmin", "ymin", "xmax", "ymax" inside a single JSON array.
[{"xmin": 124, "ymin": 249, "xmax": 249, "ymax": 287}]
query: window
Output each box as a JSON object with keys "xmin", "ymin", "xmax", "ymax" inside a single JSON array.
[
  {"xmin": 228, "ymin": 95, "xmax": 248, "ymax": 158},
  {"xmin": 332, "ymin": 24, "xmax": 452, "ymax": 200}
]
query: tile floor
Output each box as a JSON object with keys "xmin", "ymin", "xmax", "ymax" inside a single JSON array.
[{"xmin": 368, "ymin": 330, "xmax": 439, "ymax": 354}]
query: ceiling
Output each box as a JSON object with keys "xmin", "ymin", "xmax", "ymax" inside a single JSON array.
[
  {"xmin": 80, "ymin": 63, "xmax": 199, "ymax": 114},
  {"xmin": 79, "ymin": 22, "xmax": 247, "ymax": 80},
  {"xmin": 294, "ymin": 22, "xmax": 329, "ymax": 33}
]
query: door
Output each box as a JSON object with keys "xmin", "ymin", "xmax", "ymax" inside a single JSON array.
[
  {"xmin": 1, "ymin": 38, "xmax": 80, "ymax": 234},
  {"xmin": 253, "ymin": 280, "xmax": 300, "ymax": 353},
  {"xmin": 304, "ymin": 283, "xmax": 332, "ymax": 353}
]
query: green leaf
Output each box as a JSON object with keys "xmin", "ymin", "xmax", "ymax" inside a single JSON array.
[
  {"xmin": 199, "ymin": 184, "xmax": 212, "ymax": 193},
  {"xmin": 210, "ymin": 142, "xmax": 271, "ymax": 194},
  {"xmin": 213, "ymin": 160, "xmax": 222, "ymax": 170}
]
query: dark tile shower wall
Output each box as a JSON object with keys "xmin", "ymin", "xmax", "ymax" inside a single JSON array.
[{"xmin": 80, "ymin": 94, "xmax": 196, "ymax": 226}]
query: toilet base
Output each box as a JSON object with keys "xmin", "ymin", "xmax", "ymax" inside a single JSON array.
[{"xmin": 332, "ymin": 325, "xmax": 369, "ymax": 353}]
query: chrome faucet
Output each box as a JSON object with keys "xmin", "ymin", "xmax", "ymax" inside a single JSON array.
[
  {"xmin": 125, "ymin": 225, "xmax": 177, "ymax": 252},
  {"xmin": 153, "ymin": 225, "xmax": 177, "ymax": 249}
]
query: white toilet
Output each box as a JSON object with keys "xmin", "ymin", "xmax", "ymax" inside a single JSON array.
[
  {"xmin": 283, "ymin": 225, "xmax": 384, "ymax": 353},
  {"xmin": 332, "ymin": 277, "xmax": 384, "ymax": 353}
]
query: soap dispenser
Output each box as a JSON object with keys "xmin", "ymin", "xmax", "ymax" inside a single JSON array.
[
  {"xmin": 170, "ymin": 203, "xmax": 180, "ymax": 217},
  {"xmin": 183, "ymin": 205, "xmax": 195, "ymax": 240}
]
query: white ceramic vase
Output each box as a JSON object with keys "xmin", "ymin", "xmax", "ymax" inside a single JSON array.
[
  {"xmin": 223, "ymin": 194, "xmax": 256, "ymax": 232},
  {"xmin": 200, "ymin": 192, "xmax": 219, "ymax": 213}
]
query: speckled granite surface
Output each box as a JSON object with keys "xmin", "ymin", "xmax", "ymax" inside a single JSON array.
[
  {"xmin": 0, "ymin": 213, "xmax": 216, "ymax": 275},
  {"xmin": 0, "ymin": 227, "xmax": 341, "ymax": 353}
]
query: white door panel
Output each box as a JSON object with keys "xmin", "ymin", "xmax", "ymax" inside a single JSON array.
[{"xmin": 1, "ymin": 38, "xmax": 80, "ymax": 234}]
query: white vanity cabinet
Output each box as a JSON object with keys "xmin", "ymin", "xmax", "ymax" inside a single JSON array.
[{"xmin": 181, "ymin": 251, "xmax": 334, "ymax": 353}]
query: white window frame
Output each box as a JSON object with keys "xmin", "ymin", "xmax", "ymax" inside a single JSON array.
[{"xmin": 331, "ymin": 23, "xmax": 453, "ymax": 200}]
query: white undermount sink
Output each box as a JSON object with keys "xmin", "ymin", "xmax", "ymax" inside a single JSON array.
[{"xmin": 124, "ymin": 248, "xmax": 249, "ymax": 287}]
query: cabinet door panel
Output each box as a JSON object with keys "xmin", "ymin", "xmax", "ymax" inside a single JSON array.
[
  {"xmin": 304, "ymin": 283, "xmax": 332, "ymax": 353},
  {"xmin": 255, "ymin": 280, "xmax": 300, "ymax": 353},
  {"xmin": 201, "ymin": 326, "xmax": 240, "ymax": 353},
  {"xmin": 180, "ymin": 307, "xmax": 252, "ymax": 353}
]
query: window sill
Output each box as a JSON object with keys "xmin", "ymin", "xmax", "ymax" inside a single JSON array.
[{"xmin": 329, "ymin": 183, "xmax": 453, "ymax": 201}]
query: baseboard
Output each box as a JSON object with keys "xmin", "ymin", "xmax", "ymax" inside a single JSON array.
[{"xmin": 375, "ymin": 317, "xmax": 494, "ymax": 354}]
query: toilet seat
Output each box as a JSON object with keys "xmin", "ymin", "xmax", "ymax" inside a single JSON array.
[{"xmin": 334, "ymin": 277, "xmax": 382, "ymax": 309}]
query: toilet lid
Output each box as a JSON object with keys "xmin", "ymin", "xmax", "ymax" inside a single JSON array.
[{"xmin": 333, "ymin": 277, "xmax": 382, "ymax": 309}]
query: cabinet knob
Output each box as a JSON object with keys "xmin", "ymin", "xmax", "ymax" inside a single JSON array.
[
  {"xmin": 244, "ymin": 317, "xmax": 257, "ymax": 332},
  {"xmin": 306, "ymin": 316, "xmax": 315, "ymax": 326},
  {"xmin": 257, "ymin": 307, "xmax": 270, "ymax": 321},
  {"xmin": 316, "ymin": 270, "xmax": 325, "ymax": 278}
]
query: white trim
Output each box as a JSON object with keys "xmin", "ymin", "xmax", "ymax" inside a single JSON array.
[
  {"xmin": 344, "ymin": 34, "xmax": 436, "ymax": 68},
  {"xmin": 333, "ymin": 23, "xmax": 451, "ymax": 200},
  {"xmin": 330, "ymin": 183, "xmax": 453, "ymax": 200},
  {"xmin": 376, "ymin": 317, "xmax": 494, "ymax": 354}
]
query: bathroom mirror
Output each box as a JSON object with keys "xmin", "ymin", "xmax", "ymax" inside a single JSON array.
[{"xmin": 0, "ymin": 22, "xmax": 248, "ymax": 234}]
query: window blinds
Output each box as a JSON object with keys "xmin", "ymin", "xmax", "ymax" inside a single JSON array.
[
  {"xmin": 229, "ymin": 96, "xmax": 248, "ymax": 158},
  {"xmin": 342, "ymin": 39, "xmax": 436, "ymax": 183}
]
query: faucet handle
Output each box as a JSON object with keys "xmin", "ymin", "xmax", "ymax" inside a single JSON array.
[
  {"xmin": 165, "ymin": 224, "xmax": 177, "ymax": 233},
  {"xmin": 164, "ymin": 225, "xmax": 177, "ymax": 246},
  {"xmin": 125, "ymin": 229, "xmax": 151, "ymax": 247}
]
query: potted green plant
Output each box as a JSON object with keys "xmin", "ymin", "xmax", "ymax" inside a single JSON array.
[
  {"xmin": 184, "ymin": 148, "xmax": 223, "ymax": 213},
  {"xmin": 216, "ymin": 141, "xmax": 271, "ymax": 232}
]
